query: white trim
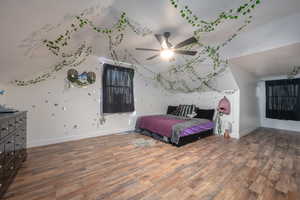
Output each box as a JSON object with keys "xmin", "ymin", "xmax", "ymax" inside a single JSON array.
[
  {"xmin": 98, "ymin": 57, "xmax": 134, "ymax": 68},
  {"xmin": 27, "ymin": 128, "xmax": 134, "ymax": 148},
  {"xmin": 259, "ymin": 74, "xmax": 300, "ymax": 81},
  {"xmin": 239, "ymin": 126, "xmax": 258, "ymax": 138},
  {"xmin": 260, "ymin": 125, "xmax": 300, "ymax": 133}
]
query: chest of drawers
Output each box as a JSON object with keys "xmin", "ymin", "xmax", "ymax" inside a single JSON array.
[{"xmin": 0, "ymin": 112, "xmax": 27, "ymax": 199}]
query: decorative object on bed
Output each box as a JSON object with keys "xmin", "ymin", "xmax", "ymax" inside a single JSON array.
[
  {"xmin": 166, "ymin": 105, "xmax": 178, "ymax": 115},
  {"xmin": 135, "ymin": 114, "xmax": 214, "ymax": 146},
  {"xmin": 266, "ymin": 78, "xmax": 300, "ymax": 121},
  {"xmin": 102, "ymin": 64, "xmax": 135, "ymax": 113},
  {"xmin": 0, "ymin": 90, "xmax": 5, "ymax": 95},
  {"xmin": 67, "ymin": 68, "xmax": 96, "ymax": 87},
  {"xmin": 194, "ymin": 108, "xmax": 215, "ymax": 120},
  {"xmin": 173, "ymin": 104, "xmax": 195, "ymax": 117},
  {"xmin": 187, "ymin": 111, "xmax": 197, "ymax": 118},
  {"xmin": 216, "ymin": 96, "xmax": 231, "ymax": 135}
]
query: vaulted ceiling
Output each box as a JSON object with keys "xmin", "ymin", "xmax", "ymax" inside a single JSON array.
[
  {"xmin": 0, "ymin": 0, "xmax": 300, "ymax": 84},
  {"xmin": 230, "ymin": 42, "xmax": 300, "ymax": 78}
]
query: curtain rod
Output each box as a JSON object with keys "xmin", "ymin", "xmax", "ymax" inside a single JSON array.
[{"xmin": 98, "ymin": 57, "xmax": 134, "ymax": 68}]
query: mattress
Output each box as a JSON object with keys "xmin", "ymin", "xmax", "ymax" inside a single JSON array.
[{"xmin": 136, "ymin": 114, "xmax": 214, "ymax": 144}]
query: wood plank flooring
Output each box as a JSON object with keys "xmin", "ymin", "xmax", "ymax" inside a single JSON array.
[{"xmin": 3, "ymin": 128, "xmax": 300, "ymax": 200}]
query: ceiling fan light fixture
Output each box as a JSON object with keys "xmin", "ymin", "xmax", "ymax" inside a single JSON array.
[
  {"xmin": 136, "ymin": 32, "xmax": 198, "ymax": 60},
  {"xmin": 160, "ymin": 49, "xmax": 174, "ymax": 60}
]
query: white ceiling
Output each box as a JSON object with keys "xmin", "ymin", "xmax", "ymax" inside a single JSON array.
[
  {"xmin": 0, "ymin": 0, "xmax": 300, "ymax": 84},
  {"xmin": 229, "ymin": 42, "xmax": 300, "ymax": 78}
]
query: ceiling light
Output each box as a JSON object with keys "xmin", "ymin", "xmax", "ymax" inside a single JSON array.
[{"xmin": 160, "ymin": 49, "xmax": 174, "ymax": 60}]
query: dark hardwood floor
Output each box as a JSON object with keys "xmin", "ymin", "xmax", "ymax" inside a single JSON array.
[{"xmin": 3, "ymin": 128, "xmax": 300, "ymax": 200}]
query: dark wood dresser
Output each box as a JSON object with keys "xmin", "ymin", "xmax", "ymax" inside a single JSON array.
[{"xmin": 0, "ymin": 112, "xmax": 27, "ymax": 199}]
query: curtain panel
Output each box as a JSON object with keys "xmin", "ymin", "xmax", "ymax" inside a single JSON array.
[
  {"xmin": 266, "ymin": 78, "xmax": 300, "ymax": 121},
  {"xmin": 102, "ymin": 64, "xmax": 135, "ymax": 113}
]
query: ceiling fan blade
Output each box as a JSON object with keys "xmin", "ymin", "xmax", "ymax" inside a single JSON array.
[
  {"xmin": 155, "ymin": 34, "xmax": 163, "ymax": 45},
  {"xmin": 136, "ymin": 48, "xmax": 160, "ymax": 52},
  {"xmin": 166, "ymin": 40, "xmax": 173, "ymax": 48},
  {"xmin": 174, "ymin": 50, "xmax": 197, "ymax": 56},
  {"xmin": 174, "ymin": 37, "xmax": 198, "ymax": 49},
  {"xmin": 146, "ymin": 55, "xmax": 159, "ymax": 60}
]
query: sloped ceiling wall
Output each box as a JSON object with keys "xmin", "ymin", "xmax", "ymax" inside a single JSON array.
[
  {"xmin": 0, "ymin": 0, "xmax": 299, "ymax": 87},
  {"xmin": 229, "ymin": 42, "xmax": 300, "ymax": 78},
  {"xmin": 224, "ymin": 13, "xmax": 300, "ymax": 59}
]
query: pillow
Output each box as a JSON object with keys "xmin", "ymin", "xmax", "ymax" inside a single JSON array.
[
  {"xmin": 187, "ymin": 111, "xmax": 197, "ymax": 118},
  {"xmin": 167, "ymin": 106, "xmax": 178, "ymax": 114},
  {"xmin": 194, "ymin": 108, "xmax": 215, "ymax": 120},
  {"xmin": 173, "ymin": 104, "xmax": 195, "ymax": 117}
]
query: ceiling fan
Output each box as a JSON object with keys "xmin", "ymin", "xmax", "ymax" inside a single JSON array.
[{"xmin": 136, "ymin": 32, "xmax": 198, "ymax": 60}]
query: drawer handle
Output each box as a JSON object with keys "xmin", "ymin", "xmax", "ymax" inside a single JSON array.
[
  {"xmin": 1, "ymin": 127, "xmax": 8, "ymax": 131},
  {"xmin": 0, "ymin": 165, "xmax": 2, "ymax": 169}
]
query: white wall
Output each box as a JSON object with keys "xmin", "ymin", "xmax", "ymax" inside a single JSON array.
[
  {"xmin": 3, "ymin": 58, "xmax": 263, "ymax": 145},
  {"xmin": 5, "ymin": 56, "xmax": 172, "ymax": 147},
  {"xmin": 0, "ymin": 83, "xmax": 7, "ymax": 105},
  {"xmin": 230, "ymin": 65, "xmax": 260, "ymax": 137},
  {"xmin": 257, "ymin": 75, "xmax": 300, "ymax": 132},
  {"xmin": 4, "ymin": 63, "xmax": 242, "ymax": 148}
]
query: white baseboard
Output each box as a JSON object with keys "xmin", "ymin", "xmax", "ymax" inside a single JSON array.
[
  {"xmin": 261, "ymin": 124, "xmax": 300, "ymax": 133},
  {"xmin": 28, "ymin": 128, "xmax": 134, "ymax": 148},
  {"xmin": 239, "ymin": 126, "xmax": 258, "ymax": 138}
]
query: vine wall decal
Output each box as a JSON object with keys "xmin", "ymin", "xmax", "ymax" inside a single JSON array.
[{"xmin": 13, "ymin": 0, "xmax": 262, "ymax": 92}]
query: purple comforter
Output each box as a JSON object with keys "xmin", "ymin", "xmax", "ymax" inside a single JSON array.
[
  {"xmin": 136, "ymin": 114, "xmax": 214, "ymax": 144},
  {"xmin": 137, "ymin": 115, "xmax": 185, "ymax": 137}
]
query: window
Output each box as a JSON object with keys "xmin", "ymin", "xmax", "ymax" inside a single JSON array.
[
  {"xmin": 266, "ymin": 78, "xmax": 300, "ymax": 121},
  {"xmin": 102, "ymin": 64, "xmax": 135, "ymax": 113}
]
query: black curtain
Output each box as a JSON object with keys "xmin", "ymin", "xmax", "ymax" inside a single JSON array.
[
  {"xmin": 266, "ymin": 78, "xmax": 300, "ymax": 120},
  {"xmin": 102, "ymin": 64, "xmax": 135, "ymax": 113}
]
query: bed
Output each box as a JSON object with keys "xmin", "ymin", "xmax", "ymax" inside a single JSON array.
[{"xmin": 135, "ymin": 106, "xmax": 215, "ymax": 146}]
